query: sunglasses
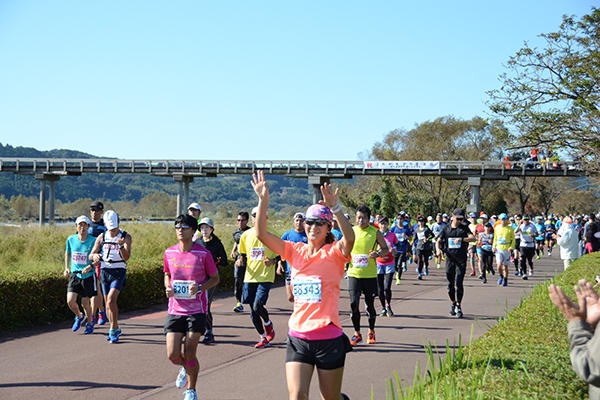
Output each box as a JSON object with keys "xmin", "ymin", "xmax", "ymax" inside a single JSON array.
[
  {"xmin": 90, "ymin": 208, "xmax": 101, "ymax": 212},
  {"xmin": 175, "ymin": 225, "xmax": 191, "ymax": 229},
  {"xmin": 251, "ymin": 213, "xmax": 257, "ymax": 218},
  {"xmin": 305, "ymin": 218, "xmax": 328, "ymax": 227},
  {"xmin": 237, "ymin": 219, "xmax": 247, "ymax": 222}
]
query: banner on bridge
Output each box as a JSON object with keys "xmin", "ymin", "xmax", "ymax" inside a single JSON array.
[{"xmin": 364, "ymin": 161, "xmax": 441, "ymax": 170}]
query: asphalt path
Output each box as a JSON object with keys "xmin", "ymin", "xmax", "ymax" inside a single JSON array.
[{"xmin": 0, "ymin": 254, "xmax": 566, "ymax": 400}]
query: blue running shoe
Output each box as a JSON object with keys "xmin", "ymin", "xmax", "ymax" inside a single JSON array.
[
  {"xmin": 107, "ymin": 328, "xmax": 121, "ymax": 343},
  {"xmin": 98, "ymin": 310, "xmax": 107, "ymax": 325},
  {"xmin": 72, "ymin": 315, "xmax": 85, "ymax": 332},
  {"xmin": 424, "ymin": 267, "xmax": 429, "ymax": 276},
  {"xmin": 183, "ymin": 389, "xmax": 198, "ymax": 400},
  {"xmin": 497, "ymin": 277, "xmax": 504, "ymax": 285},
  {"xmin": 503, "ymin": 280, "xmax": 508, "ymax": 287},
  {"xmin": 84, "ymin": 323, "xmax": 94, "ymax": 334}
]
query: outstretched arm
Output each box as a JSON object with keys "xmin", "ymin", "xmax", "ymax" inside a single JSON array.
[{"xmin": 251, "ymin": 171, "xmax": 286, "ymax": 256}]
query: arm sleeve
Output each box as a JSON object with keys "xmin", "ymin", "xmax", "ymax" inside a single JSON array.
[{"xmin": 568, "ymin": 319, "xmax": 600, "ymax": 386}]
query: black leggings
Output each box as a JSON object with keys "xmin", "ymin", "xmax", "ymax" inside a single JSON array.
[
  {"xmin": 445, "ymin": 260, "xmax": 466, "ymax": 304},
  {"xmin": 480, "ymin": 250, "xmax": 494, "ymax": 279},
  {"xmin": 250, "ymin": 299, "xmax": 270, "ymax": 335},
  {"xmin": 394, "ymin": 253, "xmax": 407, "ymax": 279},
  {"xmin": 348, "ymin": 277, "xmax": 377, "ymax": 331},
  {"xmin": 377, "ymin": 273, "xmax": 394, "ymax": 308},
  {"xmin": 204, "ymin": 286, "xmax": 216, "ymax": 331},
  {"xmin": 416, "ymin": 249, "xmax": 431, "ymax": 273},
  {"xmin": 234, "ymin": 264, "xmax": 246, "ymax": 303},
  {"xmin": 520, "ymin": 247, "xmax": 535, "ymax": 272}
]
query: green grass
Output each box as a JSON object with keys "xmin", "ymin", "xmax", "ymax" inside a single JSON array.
[
  {"xmin": 381, "ymin": 253, "xmax": 600, "ymax": 400},
  {"xmin": 0, "ymin": 217, "xmax": 292, "ymax": 275}
]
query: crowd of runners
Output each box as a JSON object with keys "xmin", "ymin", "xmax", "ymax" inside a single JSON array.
[{"xmin": 61, "ymin": 178, "xmax": 600, "ymax": 400}]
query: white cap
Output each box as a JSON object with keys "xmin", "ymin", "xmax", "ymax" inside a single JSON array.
[
  {"xmin": 75, "ymin": 215, "xmax": 91, "ymax": 225},
  {"xmin": 293, "ymin": 212, "xmax": 306, "ymax": 220},
  {"xmin": 188, "ymin": 203, "xmax": 201, "ymax": 212},
  {"xmin": 251, "ymin": 206, "xmax": 259, "ymax": 216},
  {"xmin": 427, "ymin": 216, "xmax": 433, "ymax": 221},
  {"xmin": 103, "ymin": 210, "xmax": 119, "ymax": 230}
]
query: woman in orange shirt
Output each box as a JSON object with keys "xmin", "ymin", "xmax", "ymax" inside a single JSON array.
[{"xmin": 251, "ymin": 170, "xmax": 355, "ymax": 400}]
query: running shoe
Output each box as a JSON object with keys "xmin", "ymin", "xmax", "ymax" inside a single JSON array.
[
  {"xmin": 395, "ymin": 278, "xmax": 401, "ymax": 285},
  {"xmin": 514, "ymin": 271, "xmax": 520, "ymax": 276},
  {"xmin": 176, "ymin": 367, "xmax": 188, "ymax": 388},
  {"xmin": 536, "ymin": 255, "xmax": 540, "ymax": 260},
  {"xmin": 455, "ymin": 306, "xmax": 463, "ymax": 318},
  {"xmin": 386, "ymin": 305, "xmax": 394, "ymax": 317},
  {"xmin": 367, "ymin": 330, "xmax": 376, "ymax": 344},
  {"xmin": 449, "ymin": 304, "xmax": 456, "ymax": 316},
  {"xmin": 265, "ymin": 322, "xmax": 275, "ymax": 342},
  {"xmin": 415, "ymin": 267, "xmax": 419, "ymax": 274},
  {"xmin": 529, "ymin": 270, "xmax": 534, "ymax": 276},
  {"xmin": 107, "ymin": 328, "xmax": 121, "ymax": 343},
  {"xmin": 202, "ymin": 332, "xmax": 215, "ymax": 344},
  {"xmin": 424, "ymin": 268, "xmax": 429, "ymax": 276},
  {"xmin": 233, "ymin": 303, "xmax": 244, "ymax": 313},
  {"xmin": 402, "ymin": 265, "xmax": 407, "ymax": 272},
  {"xmin": 408, "ymin": 257, "xmax": 413, "ymax": 264},
  {"xmin": 90, "ymin": 316, "xmax": 96, "ymax": 326},
  {"xmin": 482, "ymin": 278, "xmax": 487, "ymax": 284},
  {"xmin": 548, "ymin": 252, "xmax": 552, "ymax": 257},
  {"xmin": 341, "ymin": 393, "xmax": 350, "ymax": 400},
  {"xmin": 183, "ymin": 389, "xmax": 198, "ymax": 400},
  {"xmin": 350, "ymin": 333, "xmax": 363, "ymax": 346},
  {"xmin": 503, "ymin": 280, "xmax": 508, "ymax": 287},
  {"xmin": 497, "ymin": 277, "xmax": 504, "ymax": 285},
  {"xmin": 523, "ymin": 275, "xmax": 528, "ymax": 280},
  {"xmin": 72, "ymin": 315, "xmax": 86, "ymax": 332},
  {"xmin": 380, "ymin": 309, "xmax": 387, "ymax": 317},
  {"xmin": 417, "ymin": 274, "xmax": 423, "ymax": 280},
  {"xmin": 490, "ymin": 269, "xmax": 495, "ymax": 275},
  {"xmin": 428, "ymin": 256, "xmax": 432, "ymax": 260},
  {"xmin": 478, "ymin": 274, "xmax": 483, "ymax": 280},
  {"xmin": 442, "ymin": 255, "xmax": 446, "ymax": 261},
  {"xmin": 255, "ymin": 337, "xmax": 270, "ymax": 348},
  {"xmin": 436, "ymin": 263, "xmax": 441, "ymax": 269},
  {"xmin": 83, "ymin": 323, "xmax": 94, "ymax": 334},
  {"xmin": 98, "ymin": 310, "xmax": 106, "ymax": 325},
  {"xmin": 470, "ymin": 270, "xmax": 476, "ymax": 276}
]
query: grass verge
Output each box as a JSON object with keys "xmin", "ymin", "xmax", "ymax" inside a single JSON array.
[{"xmin": 381, "ymin": 253, "xmax": 600, "ymax": 399}]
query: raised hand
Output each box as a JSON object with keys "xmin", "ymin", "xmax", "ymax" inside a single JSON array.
[
  {"xmin": 318, "ymin": 182, "xmax": 338, "ymax": 208},
  {"xmin": 549, "ymin": 283, "xmax": 587, "ymax": 322},
  {"xmin": 250, "ymin": 170, "xmax": 269, "ymax": 200}
]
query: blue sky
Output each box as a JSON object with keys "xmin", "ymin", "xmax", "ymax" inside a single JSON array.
[{"xmin": 0, "ymin": 1, "xmax": 596, "ymax": 161}]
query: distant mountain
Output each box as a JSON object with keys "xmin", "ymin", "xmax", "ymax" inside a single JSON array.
[{"xmin": 0, "ymin": 143, "xmax": 314, "ymax": 212}]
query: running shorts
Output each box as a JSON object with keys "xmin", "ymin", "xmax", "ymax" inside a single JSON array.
[
  {"xmin": 164, "ymin": 313, "xmax": 206, "ymax": 334},
  {"xmin": 495, "ymin": 250, "xmax": 511, "ymax": 266},
  {"xmin": 100, "ymin": 268, "xmax": 126, "ymax": 295},
  {"xmin": 67, "ymin": 274, "xmax": 97, "ymax": 298},
  {"xmin": 286, "ymin": 333, "xmax": 352, "ymax": 370}
]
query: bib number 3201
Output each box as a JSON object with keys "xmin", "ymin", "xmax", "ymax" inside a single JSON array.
[{"xmin": 171, "ymin": 280, "xmax": 197, "ymax": 299}]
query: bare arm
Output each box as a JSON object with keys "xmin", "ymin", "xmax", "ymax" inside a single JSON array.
[
  {"xmin": 251, "ymin": 171, "xmax": 286, "ymax": 256},
  {"xmin": 89, "ymin": 234, "xmax": 103, "ymax": 264},
  {"xmin": 370, "ymin": 230, "xmax": 389, "ymax": 258},
  {"xmin": 64, "ymin": 251, "xmax": 70, "ymax": 277}
]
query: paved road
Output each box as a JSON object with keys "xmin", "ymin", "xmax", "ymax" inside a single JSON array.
[{"xmin": 0, "ymin": 255, "xmax": 565, "ymax": 400}]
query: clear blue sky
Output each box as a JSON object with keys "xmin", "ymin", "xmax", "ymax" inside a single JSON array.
[{"xmin": 0, "ymin": 1, "xmax": 596, "ymax": 161}]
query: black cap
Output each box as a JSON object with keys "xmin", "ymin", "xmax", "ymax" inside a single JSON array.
[
  {"xmin": 91, "ymin": 201, "xmax": 104, "ymax": 210},
  {"xmin": 452, "ymin": 208, "xmax": 465, "ymax": 219}
]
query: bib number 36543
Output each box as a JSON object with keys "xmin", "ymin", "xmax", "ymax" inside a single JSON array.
[
  {"xmin": 171, "ymin": 280, "xmax": 197, "ymax": 299},
  {"xmin": 292, "ymin": 276, "xmax": 322, "ymax": 303},
  {"xmin": 352, "ymin": 254, "xmax": 369, "ymax": 268}
]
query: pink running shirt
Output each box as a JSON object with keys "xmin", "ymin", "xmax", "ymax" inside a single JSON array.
[{"xmin": 164, "ymin": 242, "xmax": 218, "ymax": 316}]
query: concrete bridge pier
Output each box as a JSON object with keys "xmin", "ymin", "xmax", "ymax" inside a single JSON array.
[
  {"xmin": 35, "ymin": 174, "xmax": 60, "ymax": 226},
  {"xmin": 308, "ymin": 175, "xmax": 330, "ymax": 204},
  {"xmin": 467, "ymin": 177, "xmax": 481, "ymax": 215},
  {"xmin": 174, "ymin": 175, "xmax": 194, "ymax": 216}
]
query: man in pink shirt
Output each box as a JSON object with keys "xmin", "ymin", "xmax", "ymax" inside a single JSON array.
[{"xmin": 163, "ymin": 214, "xmax": 219, "ymax": 400}]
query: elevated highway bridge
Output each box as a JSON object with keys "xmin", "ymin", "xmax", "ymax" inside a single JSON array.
[{"xmin": 0, "ymin": 158, "xmax": 586, "ymax": 225}]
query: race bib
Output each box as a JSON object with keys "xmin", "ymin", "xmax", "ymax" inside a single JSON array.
[
  {"xmin": 521, "ymin": 234, "xmax": 531, "ymax": 241},
  {"xmin": 498, "ymin": 237, "xmax": 506, "ymax": 244},
  {"xmin": 292, "ymin": 276, "xmax": 322, "ymax": 304},
  {"xmin": 249, "ymin": 247, "xmax": 265, "ymax": 261},
  {"xmin": 171, "ymin": 280, "xmax": 197, "ymax": 299},
  {"xmin": 482, "ymin": 244, "xmax": 492, "ymax": 251},
  {"xmin": 395, "ymin": 233, "xmax": 405, "ymax": 242},
  {"xmin": 448, "ymin": 238, "xmax": 462, "ymax": 249},
  {"xmin": 352, "ymin": 254, "xmax": 369, "ymax": 268},
  {"xmin": 72, "ymin": 251, "xmax": 88, "ymax": 264},
  {"xmin": 417, "ymin": 232, "xmax": 425, "ymax": 240}
]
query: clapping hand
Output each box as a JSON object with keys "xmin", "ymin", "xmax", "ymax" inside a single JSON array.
[
  {"xmin": 549, "ymin": 283, "xmax": 587, "ymax": 322},
  {"xmin": 576, "ymin": 279, "xmax": 600, "ymax": 329}
]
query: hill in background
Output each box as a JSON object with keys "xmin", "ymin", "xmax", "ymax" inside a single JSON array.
[{"xmin": 0, "ymin": 143, "xmax": 314, "ymax": 217}]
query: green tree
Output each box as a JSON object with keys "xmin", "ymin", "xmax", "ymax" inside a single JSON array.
[{"xmin": 488, "ymin": 8, "xmax": 600, "ymax": 169}]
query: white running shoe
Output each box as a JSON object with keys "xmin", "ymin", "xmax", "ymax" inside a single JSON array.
[{"xmin": 176, "ymin": 367, "xmax": 188, "ymax": 389}]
